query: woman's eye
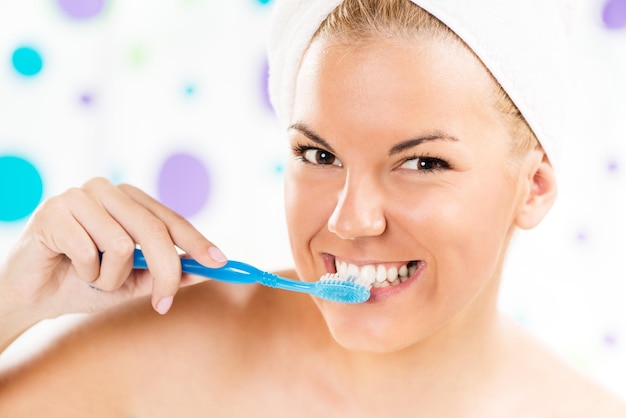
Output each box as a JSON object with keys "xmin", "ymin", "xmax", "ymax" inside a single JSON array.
[
  {"xmin": 302, "ymin": 148, "xmax": 342, "ymax": 166},
  {"xmin": 400, "ymin": 156, "xmax": 450, "ymax": 172}
]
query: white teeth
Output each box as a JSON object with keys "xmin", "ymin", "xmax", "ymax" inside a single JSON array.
[
  {"xmin": 346, "ymin": 263, "xmax": 359, "ymax": 279},
  {"xmin": 360, "ymin": 265, "xmax": 376, "ymax": 283},
  {"xmin": 338, "ymin": 262, "xmax": 348, "ymax": 277},
  {"xmin": 387, "ymin": 266, "xmax": 398, "ymax": 282},
  {"xmin": 376, "ymin": 265, "xmax": 387, "ymax": 283},
  {"xmin": 333, "ymin": 259, "xmax": 418, "ymax": 290},
  {"xmin": 399, "ymin": 264, "xmax": 408, "ymax": 277}
]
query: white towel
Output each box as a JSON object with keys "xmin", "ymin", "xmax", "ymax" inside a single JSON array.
[{"xmin": 267, "ymin": 0, "xmax": 579, "ymax": 166}]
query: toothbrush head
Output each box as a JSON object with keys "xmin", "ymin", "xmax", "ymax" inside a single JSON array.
[{"xmin": 315, "ymin": 273, "xmax": 370, "ymax": 304}]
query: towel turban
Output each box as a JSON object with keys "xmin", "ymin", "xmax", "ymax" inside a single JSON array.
[{"xmin": 267, "ymin": 0, "xmax": 579, "ymax": 167}]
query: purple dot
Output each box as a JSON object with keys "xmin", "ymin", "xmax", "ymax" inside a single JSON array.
[
  {"xmin": 604, "ymin": 333, "xmax": 618, "ymax": 347},
  {"xmin": 607, "ymin": 159, "xmax": 620, "ymax": 173},
  {"xmin": 576, "ymin": 230, "xmax": 588, "ymax": 243},
  {"xmin": 260, "ymin": 57, "xmax": 273, "ymax": 113},
  {"xmin": 603, "ymin": 0, "xmax": 626, "ymax": 29},
  {"xmin": 57, "ymin": 0, "xmax": 106, "ymax": 20},
  {"xmin": 80, "ymin": 93, "xmax": 93, "ymax": 105},
  {"xmin": 157, "ymin": 153, "xmax": 211, "ymax": 218}
]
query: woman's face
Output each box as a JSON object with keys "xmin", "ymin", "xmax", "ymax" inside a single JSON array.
[{"xmin": 285, "ymin": 35, "xmax": 533, "ymax": 352}]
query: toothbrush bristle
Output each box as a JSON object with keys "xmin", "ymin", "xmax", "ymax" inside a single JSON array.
[{"xmin": 316, "ymin": 274, "xmax": 370, "ymax": 304}]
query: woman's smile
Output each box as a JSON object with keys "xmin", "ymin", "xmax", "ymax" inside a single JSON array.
[{"xmin": 322, "ymin": 252, "xmax": 425, "ymax": 301}]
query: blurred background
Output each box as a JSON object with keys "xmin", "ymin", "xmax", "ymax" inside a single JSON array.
[{"xmin": 1, "ymin": 0, "xmax": 625, "ymax": 400}]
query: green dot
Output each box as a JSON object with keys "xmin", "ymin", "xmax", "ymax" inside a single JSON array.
[
  {"xmin": 128, "ymin": 45, "xmax": 148, "ymax": 68},
  {"xmin": 0, "ymin": 155, "xmax": 44, "ymax": 222}
]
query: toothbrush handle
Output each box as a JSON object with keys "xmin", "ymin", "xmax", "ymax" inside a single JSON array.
[
  {"xmin": 132, "ymin": 249, "xmax": 256, "ymax": 284},
  {"xmin": 256, "ymin": 271, "xmax": 315, "ymax": 293}
]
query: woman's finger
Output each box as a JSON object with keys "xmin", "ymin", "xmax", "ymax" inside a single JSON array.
[
  {"xmin": 117, "ymin": 183, "xmax": 228, "ymax": 267},
  {"xmin": 58, "ymin": 187, "xmax": 138, "ymax": 291},
  {"xmin": 82, "ymin": 178, "xmax": 183, "ymax": 313},
  {"xmin": 33, "ymin": 194, "xmax": 100, "ymax": 283}
]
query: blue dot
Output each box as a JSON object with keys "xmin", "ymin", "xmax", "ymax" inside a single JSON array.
[
  {"xmin": 273, "ymin": 162, "xmax": 284, "ymax": 175},
  {"xmin": 256, "ymin": 0, "xmax": 272, "ymax": 4},
  {"xmin": 184, "ymin": 84, "xmax": 195, "ymax": 96},
  {"xmin": 0, "ymin": 155, "xmax": 44, "ymax": 222},
  {"xmin": 11, "ymin": 46, "xmax": 44, "ymax": 77}
]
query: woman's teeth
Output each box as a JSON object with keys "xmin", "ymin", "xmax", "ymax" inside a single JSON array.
[{"xmin": 334, "ymin": 260, "xmax": 418, "ymax": 290}]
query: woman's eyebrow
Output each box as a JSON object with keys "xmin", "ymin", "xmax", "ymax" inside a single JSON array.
[
  {"xmin": 389, "ymin": 133, "xmax": 459, "ymax": 156},
  {"xmin": 288, "ymin": 123, "xmax": 336, "ymax": 153}
]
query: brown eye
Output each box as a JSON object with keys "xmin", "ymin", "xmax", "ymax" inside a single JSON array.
[
  {"xmin": 303, "ymin": 149, "xmax": 342, "ymax": 166},
  {"xmin": 400, "ymin": 156, "xmax": 450, "ymax": 172}
]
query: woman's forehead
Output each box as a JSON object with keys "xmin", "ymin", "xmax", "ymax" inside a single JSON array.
[
  {"xmin": 288, "ymin": 39, "xmax": 516, "ymax": 164},
  {"xmin": 293, "ymin": 36, "xmax": 498, "ymax": 129}
]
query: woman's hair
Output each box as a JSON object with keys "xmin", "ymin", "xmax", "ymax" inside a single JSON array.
[{"xmin": 314, "ymin": 0, "xmax": 539, "ymax": 157}]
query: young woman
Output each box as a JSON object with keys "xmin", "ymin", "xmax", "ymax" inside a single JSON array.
[{"xmin": 1, "ymin": 0, "xmax": 624, "ymax": 416}]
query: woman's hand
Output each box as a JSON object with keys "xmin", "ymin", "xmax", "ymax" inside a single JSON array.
[{"xmin": 0, "ymin": 177, "xmax": 227, "ymax": 323}]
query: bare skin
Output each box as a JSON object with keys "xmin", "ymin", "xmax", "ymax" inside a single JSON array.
[
  {"xmin": 1, "ymin": 34, "xmax": 625, "ymax": 417},
  {"xmin": 0, "ymin": 280, "xmax": 622, "ymax": 417}
]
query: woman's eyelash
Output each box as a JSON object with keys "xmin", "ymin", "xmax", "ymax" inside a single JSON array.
[
  {"xmin": 290, "ymin": 143, "xmax": 313, "ymax": 157},
  {"xmin": 290, "ymin": 143, "xmax": 317, "ymax": 162},
  {"xmin": 291, "ymin": 143, "xmax": 341, "ymax": 166},
  {"xmin": 402, "ymin": 154, "xmax": 451, "ymax": 171}
]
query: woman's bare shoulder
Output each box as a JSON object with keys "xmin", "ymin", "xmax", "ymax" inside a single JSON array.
[
  {"xmin": 498, "ymin": 317, "xmax": 626, "ymax": 417},
  {"xmin": 0, "ymin": 278, "xmax": 312, "ymax": 417}
]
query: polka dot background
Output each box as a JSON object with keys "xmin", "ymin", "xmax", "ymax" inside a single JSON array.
[{"xmin": 0, "ymin": 0, "xmax": 625, "ymax": 400}]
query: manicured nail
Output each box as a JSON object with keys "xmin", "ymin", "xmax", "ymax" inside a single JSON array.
[
  {"xmin": 208, "ymin": 246, "xmax": 227, "ymax": 263},
  {"xmin": 155, "ymin": 296, "xmax": 173, "ymax": 315}
]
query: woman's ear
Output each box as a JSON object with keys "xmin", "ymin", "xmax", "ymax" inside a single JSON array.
[{"xmin": 514, "ymin": 148, "xmax": 558, "ymax": 230}]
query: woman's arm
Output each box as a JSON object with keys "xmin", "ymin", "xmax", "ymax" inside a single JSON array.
[{"xmin": 0, "ymin": 177, "xmax": 227, "ymax": 353}]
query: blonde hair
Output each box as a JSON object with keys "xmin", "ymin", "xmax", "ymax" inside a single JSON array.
[{"xmin": 314, "ymin": 0, "xmax": 539, "ymax": 157}]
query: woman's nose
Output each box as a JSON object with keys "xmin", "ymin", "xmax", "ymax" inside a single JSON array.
[{"xmin": 327, "ymin": 175, "xmax": 387, "ymax": 240}]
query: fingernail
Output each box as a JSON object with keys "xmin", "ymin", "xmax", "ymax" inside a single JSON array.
[
  {"xmin": 155, "ymin": 296, "xmax": 173, "ymax": 315},
  {"xmin": 208, "ymin": 246, "xmax": 227, "ymax": 263}
]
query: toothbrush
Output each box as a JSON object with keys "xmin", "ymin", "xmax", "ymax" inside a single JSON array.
[{"xmin": 132, "ymin": 249, "xmax": 370, "ymax": 304}]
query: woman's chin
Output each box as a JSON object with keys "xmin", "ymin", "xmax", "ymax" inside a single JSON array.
[{"xmin": 319, "ymin": 307, "xmax": 422, "ymax": 354}]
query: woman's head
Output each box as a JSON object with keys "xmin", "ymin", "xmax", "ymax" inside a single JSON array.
[
  {"xmin": 268, "ymin": 0, "xmax": 573, "ymax": 164},
  {"xmin": 313, "ymin": 0, "xmax": 539, "ymax": 160},
  {"xmin": 269, "ymin": 0, "xmax": 563, "ymax": 352}
]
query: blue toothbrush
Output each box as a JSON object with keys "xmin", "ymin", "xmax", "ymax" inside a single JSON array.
[{"xmin": 132, "ymin": 249, "xmax": 370, "ymax": 304}]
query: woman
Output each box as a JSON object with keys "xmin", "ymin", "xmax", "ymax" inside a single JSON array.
[{"xmin": 1, "ymin": 0, "xmax": 624, "ymax": 416}]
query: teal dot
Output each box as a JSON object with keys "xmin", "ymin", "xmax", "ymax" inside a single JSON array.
[
  {"xmin": 273, "ymin": 162, "xmax": 284, "ymax": 175},
  {"xmin": 184, "ymin": 83, "xmax": 195, "ymax": 96},
  {"xmin": 11, "ymin": 46, "xmax": 44, "ymax": 77},
  {"xmin": 256, "ymin": 0, "xmax": 272, "ymax": 4},
  {"xmin": 0, "ymin": 155, "xmax": 44, "ymax": 222}
]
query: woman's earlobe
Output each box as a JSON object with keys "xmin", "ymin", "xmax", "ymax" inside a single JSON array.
[{"xmin": 515, "ymin": 151, "xmax": 558, "ymax": 230}]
